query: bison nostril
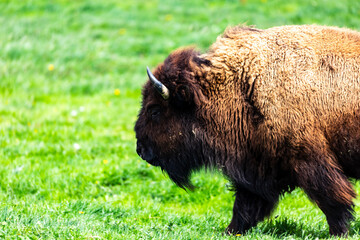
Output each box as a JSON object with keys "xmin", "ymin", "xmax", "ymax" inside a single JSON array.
[
  {"xmin": 136, "ymin": 142, "xmax": 143, "ymax": 158},
  {"xmin": 136, "ymin": 141, "xmax": 155, "ymax": 162}
]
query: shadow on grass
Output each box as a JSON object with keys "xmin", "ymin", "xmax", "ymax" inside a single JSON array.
[
  {"xmin": 254, "ymin": 217, "xmax": 360, "ymax": 239},
  {"xmin": 257, "ymin": 217, "xmax": 328, "ymax": 239}
]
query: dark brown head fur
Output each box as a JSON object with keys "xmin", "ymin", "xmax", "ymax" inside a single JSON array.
[{"xmin": 135, "ymin": 48, "xmax": 211, "ymax": 189}]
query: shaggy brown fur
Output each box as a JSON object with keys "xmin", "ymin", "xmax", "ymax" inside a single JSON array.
[{"xmin": 135, "ymin": 25, "xmax": 360, "ymax": 237}]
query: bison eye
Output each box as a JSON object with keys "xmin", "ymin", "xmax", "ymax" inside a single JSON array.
[{"xmin": 147, "ymin": 105, "xmax": 161, "ymax": 120}]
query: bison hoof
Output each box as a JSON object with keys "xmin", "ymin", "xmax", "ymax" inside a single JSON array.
[
  {"xmin": 329, "ymin": 226, "xmax": 348, "ymax": 237},
  {"xmin": 225, "ymin": 224, "xmax": 244, "ymax": 236}
]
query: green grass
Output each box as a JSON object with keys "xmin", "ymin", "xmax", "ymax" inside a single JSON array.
[{"xmin": 1, "ymin": 0, "xmax": 360, "ymax": 239}]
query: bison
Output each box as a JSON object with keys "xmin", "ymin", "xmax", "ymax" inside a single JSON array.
[{"xmin": 134, "ymin": 25, "xmax": 360, "ymax": 236}]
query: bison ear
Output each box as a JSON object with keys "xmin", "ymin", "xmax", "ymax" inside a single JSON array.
[{"xmin": 173, "ymin": 84, "xmax": 194, "ymax": 108}]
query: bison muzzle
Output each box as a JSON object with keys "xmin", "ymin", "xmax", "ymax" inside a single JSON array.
[{"xmin": 134, "ymin": 25, "xmax": 360, "ymax": 236}]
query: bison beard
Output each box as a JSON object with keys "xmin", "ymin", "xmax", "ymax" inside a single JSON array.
[
  {"xmin": 160, "ymin": 144, "xmax": 202, "ymax": 190},
  {"xmin": 135, "ymin": 25, "xmax": 360, "ymax": 237}
]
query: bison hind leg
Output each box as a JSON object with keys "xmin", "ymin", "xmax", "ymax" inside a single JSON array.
[
  {"xmin": 292, "ymin": 140, "xmax": 356, "ymax": 237},
  {"xmin": 327, "ymin": 113, "xmax": 360, "ymax": 179}
]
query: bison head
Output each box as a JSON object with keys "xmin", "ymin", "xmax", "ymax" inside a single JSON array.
[{"xmin": 135, "ymin": 48, "xmax": 211, "ymax": 189}]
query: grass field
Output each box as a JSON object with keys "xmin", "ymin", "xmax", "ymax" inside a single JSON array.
[{"xmin": 1, "ymin": 0, "xmax": 360, "ymax": 239}]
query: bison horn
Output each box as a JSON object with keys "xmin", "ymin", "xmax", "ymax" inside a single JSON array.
[{"xmin": 146, "ymin": 66, "xmax": 169, "ymax": 100}]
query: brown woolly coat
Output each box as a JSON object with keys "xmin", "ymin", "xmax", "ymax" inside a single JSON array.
[
  {"xmin": 196, "ymin": 25, "xmax": 360, "ymax": 176},
  {"xmin": 202, "ymin": 25, "xmax": 360, "ymax": 137}
]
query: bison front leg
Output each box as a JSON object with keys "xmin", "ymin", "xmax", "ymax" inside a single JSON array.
[
  {"xmin": 294, "ymin": 157, "xmax": 356, "ymax": 236},
  {"xmin": 226, "ymin": 187, "xmax": 278, "ymax": 235}
]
